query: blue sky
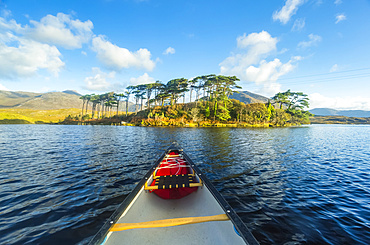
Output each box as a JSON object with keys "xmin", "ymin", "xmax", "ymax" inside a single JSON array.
[{"xmin": 0, "ymin": 0, "xmax": 370, "ymax": 110}]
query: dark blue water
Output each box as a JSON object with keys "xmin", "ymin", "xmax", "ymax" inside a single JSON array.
[{"xmin": 0, "ymin": 125, "xmax": 369, "ymax": 244}]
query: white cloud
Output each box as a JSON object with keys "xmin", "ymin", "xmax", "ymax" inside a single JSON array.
[
  {"xmin": 310, "ymin": 93, "xmax": 370, "ymax": 110},
  {"xmin": 27, "ymin": 13, "xmax": 93, "ymax": 49},
  {"xmin": 0, "ymin": 17, "xmax": 24, "ymax": 33},
  {"xmin": 0, "ymin": 83, "xmax": 9, "ymax": 90},
  {"xmin": 163, "ymin": 47, "xmax": 175, "ymax": 55},
  {"xmin": 335, "ymin": 13, "xmax": 346, "ymax": 24},
  {"xmin": 273, "ymin": 0, "xmax": 305, "ymax": 24},
  {"xmin": 334, "ymin": 0, "xmax": 342, "ymax": 5},
  {"xmin": 278, "ymin": 48, "xmax": 289, "ymax": 55},
  {"xmin": 0, "ymin": 35, "xmax": 64, "ymax": 79},
  {"xmin": 92, "ymin": 35, "xmax": 156, "ymax": 71},
  {"xmin": 220, "ymin": 31, "xmax": 302, "ymax": 96},
  {"xmin": 1, "ymin": 12, "xmax": 93, "ymax": 49},
  {"xmin": 292, "ymin": 18, "xmax": 305, "ymax": 31},
  {"xmin": 0, "ymin": 13, "xmax": 93, "ymax": 80},
  {"xmin": 330, "ymin": 64, "xmax": 338, "ymax": 72},
  {"xmin": 245, "ymin": 57, "xmax": 302, "ymax": 95},
  {"xmin": 298, "ymin": 34, "xmax": 322, "ymax": 49},
  {"xmin": 0, "ymin": 12, "xmax": 158, "ymax": 84},
  {"xmin": 83, "ymin": 67, "xmax": 116, "ymax": 91},
  {"xmin": 315, "ymin": 0, "xmax": 323, "ymax": 6},
  {"xmin": 129, "ymin": 73, "xmax": 155, "ymax": 86},
  {"xmin": 1, "ymin": 9, "xmax": 12, "ymax": 18},
  {"xmin": 245, "ymin": 59, "xmax": 285, "ymax": 94},
  {"xmin": 220, "ymin": 31, "xmax": 278, "ymax": 73},
  {"xmin": 247, "ymin": 57, "xmax": 302, "ymax": 83},
  {"xmin": 236, "ymin": 31, "xmax": 278, "ymax": 56}
]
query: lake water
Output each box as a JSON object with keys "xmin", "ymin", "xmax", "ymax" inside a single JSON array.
[{"xmin": 0, "ymin": 124, "xmax": 369, "ymax": 244}]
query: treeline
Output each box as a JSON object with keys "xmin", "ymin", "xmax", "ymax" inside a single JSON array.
[
  {"xmin": 77, "ymin": 74, "xmax": 312, "ymax": 126},
  {"xmin": 79, "ymin": 75, "xmax": 240, "ymax": 119},
  {"xmin": 79, "ymin": 92, "xmax": 124, "ymax": 120}
]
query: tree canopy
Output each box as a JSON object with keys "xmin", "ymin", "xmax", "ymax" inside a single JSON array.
[{"xmin": 77, "ymin": 74, "xmax": 311, "ymax": 126}]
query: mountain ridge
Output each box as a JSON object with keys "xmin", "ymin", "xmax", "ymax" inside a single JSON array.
[
  {"xmin": 0, "ymin": 90, "xmax": 137, "ymax": 111},
  {"xmin": 309, "ymin": 108, "xmax": 370, "ymax": 118},
  {"xmin": 1, "ymin": 89, "xmax": 270, "ymax": 111},
  {"xmin": 3, "ymin": 90, "xmax": 368, "ymax": 117},
  {"xmin": 229, "ymin": 90, "xmax": 269, "ymax": 104},
  {"xmin": 0, "ymin": 90, "xmax": 83, "ymax": 110}
]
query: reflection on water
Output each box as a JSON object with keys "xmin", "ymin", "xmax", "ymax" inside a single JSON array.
[{"xmin": 0, "ymin": 125, "xmax": 369, "ymax": 244}]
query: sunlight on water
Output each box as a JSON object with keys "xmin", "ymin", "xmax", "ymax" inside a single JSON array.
[{"xmin": 0, "ymin": 125, "xmax": 369, "ymax": 244}]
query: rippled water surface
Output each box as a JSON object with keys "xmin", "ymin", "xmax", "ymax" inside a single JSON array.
[{"xmin": 0, "ymin": 125, "xmax": 369, "ymax": 244}]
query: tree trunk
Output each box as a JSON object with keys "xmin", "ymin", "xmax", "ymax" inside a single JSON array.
[
  {"xmin": 126, "ymin": 99, "xmax": 129, "ymax": 117},
  {"xmin": 85, "ymin": 101, "xmax": 89, "ymax": 115},
  {"xmin": 92, "ymin": 104, "xmax": 95, "ymax": 119},
  {"xmin": 213, "ymin": 101, "xmax": 217, "ymax": 121},
  {"xmin": 81, "ymin": 101, "xmax": 85, "ymax": 119},
  {"xmin": 135, "ymin": 98, "xmax": 139, "ymax": 115}
]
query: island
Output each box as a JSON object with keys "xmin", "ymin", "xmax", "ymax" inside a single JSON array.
[{"xmin": 64, "ymin": 74, "xmax": 312, "ymax": 127}]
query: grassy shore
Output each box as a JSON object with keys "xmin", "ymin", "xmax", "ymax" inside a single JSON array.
[
  {"xmin": 0, "ymin": 108, "xmax": 82, "ymax": 124},
  {"xmin": 7, "ymin": 108, "xmax": 369, "ymax": 126},
  {"xmin": 0, "ymin": 108, "xmax": 294, "ymax": 127},
  {"xmin": 138, "ymin": 118, "xmax": 273, "ymax": 128},
  {"xmin": 61, "ymin": 119, "xmax": 274, "ymax": 127}
]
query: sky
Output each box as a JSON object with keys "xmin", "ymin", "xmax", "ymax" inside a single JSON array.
[{"xmin": 0, "ymin": 0, "xmax": 370, "ymax": 110}]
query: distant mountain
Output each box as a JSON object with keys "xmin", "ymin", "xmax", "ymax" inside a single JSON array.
[
  {"xmin": 0, "ymin": 90, "xmax": 83, "ymax": 110},
  {"xmin": 230, "ymin": 91, "xmax": 269, "ymax": 104},
  {"xmin": 1, "ymin": 89, "xmax": 268, "ymax": 111},
  {"xmin": 310, "ymin": 116, "xmax": 370, "ymax": 124},
  {"xmin": 0, "ymin": 90, "xmax": 135, "ymax": 111},
  {"xmin": 309, "ymin": 108, "xmax": 370, "ymax": 118},
  {"xmin": 0, "ymin": 91, "xmax": 41, "ymax": 108},
  {"xmin": 62, "ymin": 90, "xmax": 82, "ymax": 96}
]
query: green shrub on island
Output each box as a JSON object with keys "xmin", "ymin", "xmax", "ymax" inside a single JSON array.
[{"xmin": 73, "ymin": 74, "xmax": 311, "ymax": 127}]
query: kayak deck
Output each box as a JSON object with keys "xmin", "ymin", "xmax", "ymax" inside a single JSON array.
[
  {"xmin": 90, "ymin": 143, "xmax": 259, "ymax": 245},
  {"xmin": 103, "ymin": 184, "xmax": 246, "ymax": 245}
]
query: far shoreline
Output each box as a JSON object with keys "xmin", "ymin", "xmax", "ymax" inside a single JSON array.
[{"xmin": 2, "ymin": 116, "xmax": 370, "ymax": 126}]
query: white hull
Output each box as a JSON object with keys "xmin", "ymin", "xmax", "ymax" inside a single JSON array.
[
  {"xmin": 103, "ymin": 185, "xmax": 246, "ymax": 245},
  {"xmin": 89, "ymin": 143, "xmax": 258, "ymax": 245}
]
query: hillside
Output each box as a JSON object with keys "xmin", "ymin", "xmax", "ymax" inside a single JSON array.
[
  {"xmin": 0, "ymin": 90, "xmax": 83, "ymax": 110},
  {"xmin": 0, "ymin": 90, "xmax": 136, "ymax": 111},
  {"xmin": 1, "ymin": 89, "xmax": 268, "ymax": 112},
  {"xmin": 0, "ymin": 108, "xmax": 82, "ymax": 124},
  {"xmin": 0, "ymin": 91, "xmax": 42, "ymax": 108},
  {"xmin": 309, "ymin": 108, "xmax": 370, "ymax": 118},
  {"xmin": 229, "ymin": 91, "xmax": 269, "ymax": 104},
  {"xmin": 310, "ymin": 115, "xmax": 370, "ymax": 124}
]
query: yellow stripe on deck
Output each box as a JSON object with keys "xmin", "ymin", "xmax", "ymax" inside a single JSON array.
[
  {"xmin": 109, "ymin": 214, "xmax": 229, "ymax": 232},
  {"xmin": 144, "ymin": 182, "xmax": 203, "ymax": 190},
  {"xmin": 166, "ymin": 154, "xmax": 180, "ymax": 158}
]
